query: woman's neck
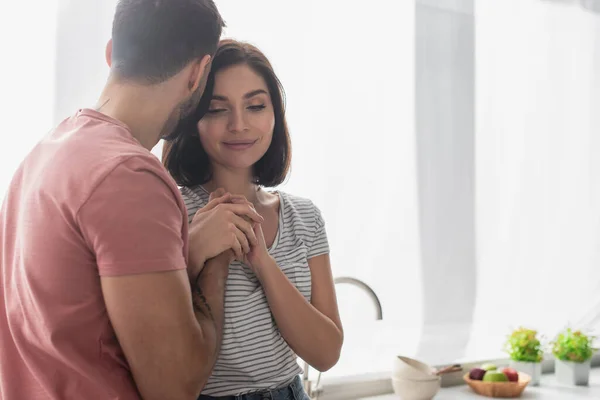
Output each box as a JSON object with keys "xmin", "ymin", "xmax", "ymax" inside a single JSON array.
[{"xmin": 205, "ymin": 167, "xmax": 260, "ymax": 204}]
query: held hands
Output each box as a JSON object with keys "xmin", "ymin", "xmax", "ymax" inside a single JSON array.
[
  {"xmin": 187, "ymin": 188, "xmax": 263, "ymax": 276},
  {"xmin": 188, "ymin": 188, "xmax": 273, "ymax": 274},
  {"xmin": 216, "ymin": 192, "xmax": 271, "ymax": 271}
]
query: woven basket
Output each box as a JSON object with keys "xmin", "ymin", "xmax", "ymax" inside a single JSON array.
[{"xmin": 463, "ymin": 372, "xmax": 531, "ymax": 398}]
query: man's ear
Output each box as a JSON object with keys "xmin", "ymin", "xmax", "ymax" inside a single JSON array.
[
  {"xmin": 105, "ymin": 39, "xmax": 113, "ymax": 67},
  {"xmin": 188, "ymin": 54, "xmax": 212, "ymax": 92}
]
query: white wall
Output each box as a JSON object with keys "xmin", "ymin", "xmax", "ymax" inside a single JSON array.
[
  {"xmin": 54, "ymin": 0, "xmax": 114, "ymax": 124},
  {"xmin": 0, "ymin": 1, "xmax": 58, "ymax": 194}
]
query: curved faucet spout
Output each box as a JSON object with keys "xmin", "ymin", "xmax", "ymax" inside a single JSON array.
[
  {"xmin": 302, "ymin": 276, "xmax": 383, "ymax": 399},
  {"xmin": 333, "ymin": 276, "xmax": 383, "ymax": 320}
]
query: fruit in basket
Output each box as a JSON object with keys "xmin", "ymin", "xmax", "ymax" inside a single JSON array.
[
  {"xmin": 480, "ymin": 363, "xmax": 497, "ymax": 371},
  {"xmin": 464, "ymin": 371, "xmax": 531, "ymax": 397},
  {"xmin": 501, "ymin": 367, "xmax": 519, "ymax": 382},
  {"xmin": 483, "ymin": 371, "xmax": 509, "ymax": 382},
  {"xmin": 468, "ymin": 368, "xmax": 487, "ymax": 381}
]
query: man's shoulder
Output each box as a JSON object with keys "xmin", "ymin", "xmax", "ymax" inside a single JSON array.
[
  {"xmin": 20, "ymin": 112, "xmax": 174, "ymax": 214},
  {"xmin": 52, "ymin": 110, "xmax": 157, "ymax": 170}
]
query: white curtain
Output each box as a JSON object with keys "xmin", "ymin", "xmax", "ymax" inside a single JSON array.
[{"xmin": 473, "ymin": 0, "xmax": 600, "ymax": 354}]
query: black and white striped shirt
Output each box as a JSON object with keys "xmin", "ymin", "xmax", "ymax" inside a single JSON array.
[{"xmin": 181, "ymin": 185, "xmax": 330, "ymax": 396}]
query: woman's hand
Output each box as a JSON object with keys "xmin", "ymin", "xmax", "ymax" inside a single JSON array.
[
  {"xmin": 188, "ymin": 189, "xmax": 263, "ymax": 274},
  {"xmin": 245, "ymin": 223, "xmax": 273, "ymax": 272}
]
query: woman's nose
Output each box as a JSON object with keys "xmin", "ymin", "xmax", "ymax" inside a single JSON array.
[{"xmin": 228, "ymin": 109, "xmax": 247, "ymax": 134}]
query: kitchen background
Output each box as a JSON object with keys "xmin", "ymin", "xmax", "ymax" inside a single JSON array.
[{"xmin": 1, "ymin": 0, "xmax": 600, "ymax": 395}]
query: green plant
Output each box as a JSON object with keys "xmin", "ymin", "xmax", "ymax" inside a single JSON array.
[
  {"xmin": 551, "ymin": 328, "xmax": 596, "ymax": 363},
  {"xmin": 504, "ymin": 327, "xmax": 544, "ymax": 363}
]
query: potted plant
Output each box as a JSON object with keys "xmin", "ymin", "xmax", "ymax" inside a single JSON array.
[
  {"xmin": 551, "ymin": 328, "xmax": 596, "ymax": 386},
  {"xmin": 504, "ymin": 327, "xmax": 544, "ymax": 386}
]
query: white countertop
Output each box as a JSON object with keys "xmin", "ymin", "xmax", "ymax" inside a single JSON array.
[{"xmin": 361, "ymin": 368, "xmax": 600, "ymax": 399}]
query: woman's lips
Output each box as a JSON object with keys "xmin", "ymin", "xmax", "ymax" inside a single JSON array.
[{"xmin": 222, "ymin": 140, "xmax": 257, "ymax": 151}]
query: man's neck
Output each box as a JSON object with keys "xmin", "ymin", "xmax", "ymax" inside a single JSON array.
[{"xmin": 95, "ymin": 80, "xmax": 173, "ymax": 151}]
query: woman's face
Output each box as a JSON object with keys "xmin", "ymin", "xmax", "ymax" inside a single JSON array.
[{"xmin": 198, "ymin": 64, "xmax": 275, "ymax": 171}]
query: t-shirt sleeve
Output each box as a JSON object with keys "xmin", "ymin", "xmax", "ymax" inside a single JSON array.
[
  {"xmin": 77, "ymin": 157, "xmax": 187, "ymax": 277},
  {"xmin": 307, "ymin": 203, "xmax": 330, "ymax": 259}
]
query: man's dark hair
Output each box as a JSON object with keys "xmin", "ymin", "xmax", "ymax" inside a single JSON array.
[
  {"xmin": 111, "ymin": 0, "xmax": 225, "ymax": 84},
  {"xmin": 162, "ymin": 39, "xmax": 292, "ymax": 188}
]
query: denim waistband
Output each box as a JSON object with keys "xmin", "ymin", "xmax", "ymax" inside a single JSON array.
[{"xmin": 198, "ymin": 375, "xmax": 306, "ymax": 400}]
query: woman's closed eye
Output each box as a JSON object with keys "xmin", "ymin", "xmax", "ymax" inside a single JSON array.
[
  {"xmin": 207, "ymin": 105, "xmax": 265, "ymax": 114},
  {"xmin": 248, "ymin": 104, "xmax": 266, "ymax": 112}
]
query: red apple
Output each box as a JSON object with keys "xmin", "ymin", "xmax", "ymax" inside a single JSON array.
[
  {"xmin": 469, "ymin": 368, "xmax": 487, "ymax": 381},
  {"xmin": 501, "ymin": 367, "xmax": 519, "ymax": 382}
]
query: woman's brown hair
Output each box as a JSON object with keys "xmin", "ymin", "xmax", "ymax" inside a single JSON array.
[{"xmin": 162, "ymin": 39, "xmax": 291, "ymax": 188}]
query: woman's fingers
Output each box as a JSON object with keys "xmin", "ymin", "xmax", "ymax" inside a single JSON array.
[
  {"xmin": 230, "ymin": 234, "xmax": 244, "ymax": 261},
  {"xmin": 224, "ymin": 203, "xmax": 264, "ymax": 223},
  {"xmin": 195, "ymin": 193, "xmax": 231, "ymax": 218},
  {"xmin": 194, "ymin": 192, "xmax": 262, "ymax": 260},
  {"xmin": 230, "ymin": 194, "xmax": 251, "ymax": 204},
  {"xmin": 232, "ymin": 225, "xmax": 251, "ymax": 255},
  {"xmin": 209, "ymin": 188, "xmax": 227, "ymax": 201},
  {"xmin": 231, "ymin": 213, "xmax": 258, "ymax": 246}
]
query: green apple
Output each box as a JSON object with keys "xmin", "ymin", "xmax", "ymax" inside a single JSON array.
[
  {"xmin": 483, "ymin": 371, "xmax": 509, "ymax": 382},
  {"xmin": 480, "ymin": 363, "xmax": 497, "ymax": 371}
]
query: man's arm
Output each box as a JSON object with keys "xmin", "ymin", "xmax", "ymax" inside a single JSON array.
[
  {"xmin": 189, "ymin": 252, "xmax": 231, "ymax": 372},
  {"xmin": 101, "ymin": 254, "xmax": 229, "ymax": 400},
  {"xmin": 78, "ymin": 159, "xmax": 228, "ymax": 400}
]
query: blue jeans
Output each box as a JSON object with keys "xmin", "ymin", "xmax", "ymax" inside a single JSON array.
[{"xmin": 198, "ymin": 376, "xmax": 310, "ymax": 400}]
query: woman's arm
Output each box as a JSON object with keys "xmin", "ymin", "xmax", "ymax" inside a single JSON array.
[
  {"xmin": 256, "ymin": 254, "xmax": 343, "ymax": 371},
  {"xmin": 249, "ymin": 222, "xmax": 343, "ymax": 372}
]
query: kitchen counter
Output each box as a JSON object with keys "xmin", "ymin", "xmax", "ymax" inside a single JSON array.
[{"xmin": 361, "ymin": 368, "xmax": 600, "ymax": 399}]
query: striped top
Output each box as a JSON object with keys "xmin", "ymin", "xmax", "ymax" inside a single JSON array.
[{"xmin": 181, "ymin": 185, "xmax": 330, "ymax": 396}]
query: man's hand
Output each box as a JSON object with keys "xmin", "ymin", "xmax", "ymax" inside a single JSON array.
[{"xmin": 194, "ymin": 249, "xmax": 235, "ymax": 287}]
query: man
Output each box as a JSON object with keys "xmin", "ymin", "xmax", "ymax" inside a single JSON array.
[{"xmin": 0, "ymin": 1, "xmax": 259, "ymax": 399}]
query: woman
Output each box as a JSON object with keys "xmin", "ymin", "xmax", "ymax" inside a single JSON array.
[{"xmin": 163, "ymin": 39, "xmax": 343, "ymax": 399}]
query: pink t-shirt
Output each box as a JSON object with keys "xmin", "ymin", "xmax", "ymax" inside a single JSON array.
[{"xmin": 0, "ymin": 109, "xmax": 188, "ymax": 399}]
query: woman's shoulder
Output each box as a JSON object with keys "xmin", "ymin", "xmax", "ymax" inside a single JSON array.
[
  {"xmin": 277, "ymin": 190, "xmax": 326, "ymax": 230},
  {"xmin": 278, "ymin": 190, "xmax": 318, "ymax": 211}
]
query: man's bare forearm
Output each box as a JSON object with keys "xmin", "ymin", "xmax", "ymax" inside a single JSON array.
[{"xmin": 190, "ymin": 254, "xmax": 229, "ymax": 385}]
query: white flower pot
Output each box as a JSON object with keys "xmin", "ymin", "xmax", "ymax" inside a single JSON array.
[
  {"xmin": 509, "ymin": 361, "xmax": 541, "ymax": 386},
  {"xmin": 555, "ymin": 359, "xmax": 591, "ymax": 386}
]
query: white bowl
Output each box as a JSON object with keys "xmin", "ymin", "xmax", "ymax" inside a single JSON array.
[
  {"xmin": 393, "ymin": 356, "xmax": 438, "ymax": 381},
  {"xmin": 391, "ymin": 375, "xmax": 441, "ymax": 400}
]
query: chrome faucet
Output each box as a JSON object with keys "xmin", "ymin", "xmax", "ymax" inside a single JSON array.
[{"xmin": 302, "ymin": 276, "xmax": 383, "ymax": 399}]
